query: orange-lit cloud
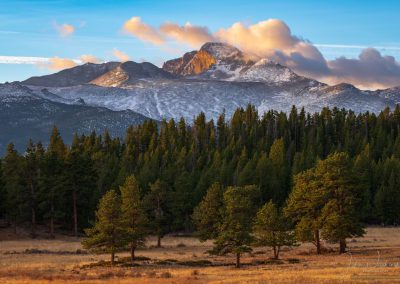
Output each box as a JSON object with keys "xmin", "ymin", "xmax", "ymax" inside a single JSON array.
[
  {"xmin": 55, "ymin": 23, "xmax": 75, "ymax": 37},
  {"xmin": 113, "ymin": 48, "xmax": 130, "ymax": 62},
  {"xmin": 122, "ymin": 17, "xmax": 400, "ymax": 89},
  {"xmin": 123, "ymin": 17, "xmax": 164, "ymax": 45},
  {"xmin": 80, "ymin": 54, "xmax": 102, "ymax": 64},
  {"xmin": 40, "ymin": 57, "xmax": 78, "ymax": 70},
  {"xmin": 160, "ymin": 22, "xmax": 215, "ymax": 48}
]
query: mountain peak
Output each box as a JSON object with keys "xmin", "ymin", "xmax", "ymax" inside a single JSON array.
[
  {"xmin": 90, "ymin": 61, "xmax": 175, "ymax": 87},
  {"xmin": 199, "ymin": 42, "xmax": 242, "ymax": 60},
  {"xmin": 23, "ymin": 61, "xmax": 120, "ymax": 87}
]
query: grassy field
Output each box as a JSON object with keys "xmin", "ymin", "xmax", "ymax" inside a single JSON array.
[{"xmin": 0, "ymin": 227, "xmax": 400, "ymax": 283}]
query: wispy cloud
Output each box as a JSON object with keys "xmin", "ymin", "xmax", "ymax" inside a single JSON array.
[
  {"xmin": 112, "ymin": 48, "xmax": 130, "ymax": 62},
  {"xmin": 0, "ymin": 56, "xmax": 51, "ymax": 64},
  {"xmin": 38, "ymin": 57, "xmax": 79, "ymax": 70},
  {"xmin": 122, "ymin": 17, "xmax": 164, "ymax": 45},
  {"xmin": 54, "ymin": 22, "xmax": 75, "ymax": 37},
  {"xmin": 79, "ymin": 54, "xmax": 102, "ymax": 64}
]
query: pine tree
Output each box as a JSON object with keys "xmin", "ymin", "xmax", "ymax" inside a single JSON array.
[
  {"xmin": 120, "ymin": 175, "xmax": 148, "ymax": 262},
  {"xmin": 82, "ymin": 190, "xmax": 126, "ymax": 265},
  {"xmin": 211, "ymin": 185, "xmax": 259, "ymax": 268},
  {"xmin": 2, "ymin": 143, "xmax": 24, "ymax": 234},
  {"xmin": 144, "ymin": 179, "xmax": 170, "ymax": 247},
  {"xmin": 24, "ymin": 140, "xmax": 41, "ymax": 238},
  {"xmin": 317, "ymin": 152, "xmax": 365, "ymax": 254},
  {"xmin": 64, "ymin": 136, "xmax": 97, "ymax": 237},
  {"xmin": 253, "ymin": 201, "xmax": 297, "ymax": 259},
  {"xmin": 285, "ymin": 168, "xmax": 325, "ymax": 254},
  {"xmin": 192, "ymin": 182, "xmax": 225, "ymax": 241},
  {"xmin": 40, "ymin": 127, "xmax": 66, "ymax": 238}
]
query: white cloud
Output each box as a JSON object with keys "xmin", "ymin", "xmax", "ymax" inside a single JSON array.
[{"xmin": 0, "ymin": 56, "xmax": 50, "ymax": 64}]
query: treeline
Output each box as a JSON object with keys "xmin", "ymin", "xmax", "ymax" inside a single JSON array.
[{"xmin": 1, "ymin": 105, "xmax": 400, "ymax": 241}]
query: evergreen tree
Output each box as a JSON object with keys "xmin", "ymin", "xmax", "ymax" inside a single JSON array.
[
  {"xmin": 211, "ymin": 185, "xmax": 259, "ymax": 268},
  {"xmin": 2, "ymin": 143, "xmax": 24, "ymax": 234},
  {"xmin": 192, "ymin": 182, "xmax": 225, "ymax": 241},
  {"xmin": 40, "ymin": 127, "xmax": 66, "ymax": 238},
  {"xmin": 253, "ymin": 201, "xmax": 297, "ymax": 259},
  {"xmin": 64, "ymin": 136, "xmax": 97, "ymax": 237},
  {"xmin": 120, "ymin": 175, "xmax": 148, "ymax": 262},
  {"xmin": 82, "ymin": 190, "xmax": 126, "ymax": 265},
  {"xmin": 24, "ymin": 140, "xmax": 42, "ymax": 238},
  {"xmin": 144, "ymin": 179, "xmax": 170, "ymax": 247},
  {"xmin": 317, "ymin": 152, "xmax": 365, "ymax": 254},
  {"xmin": 285, "ymin": 169, "xmax": 325, "ymax": 254}
]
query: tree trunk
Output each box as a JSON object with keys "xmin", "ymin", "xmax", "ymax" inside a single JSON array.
[
  {"xmin": 273, "ymin": 246, "xmax": 280, "ymax": 259},
  {"xmin": 72, "ymin": 189, "xmax": 78, "ymax": 238},
  {"xmin": 157, "ymin": 235, "xmax": 161, "ymax": 247},
  {"xmin": 235, "ymin": 253, "xmax": 241, "ymax": 268},
  {"xmin": 30, "ymin": 183, "xmax": 36, "ymax": 239},
  {"xmin": 13, "ymin": 215, "xmax": 17, "ymax": 235},
  {"xmin": 130, "ymin": 243, "xmax": 136, "ymax": 262},
  {"xmin": 31, "ymin": 206, "xmax": 36, "ymax": 238},
  {"xmin": 339, "ymin": 239, "xmax": 346, "ymax": 254},
  {"xmin": 50, "ymin": 200, "xmax": 55, "ymax": 238},
  {"xmin": 111, "ymin": 250, "xmax": 115, "ymax": 266},
  {"xmin": 314, "ymin": 230, "xmax": 321, "ymax": 254}
]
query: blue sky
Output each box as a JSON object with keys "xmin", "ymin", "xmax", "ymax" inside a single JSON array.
[{"xmin": 1, "ymin": 0, "xmax": 400, "ymax": 84}]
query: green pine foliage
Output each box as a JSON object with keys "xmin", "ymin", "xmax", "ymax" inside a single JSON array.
[
  {"xmin": 120, "ymin": 175, "xmax": 149, "ymax": 262},
  {"xmin": 253, "ymin": 201, "xmax": 297, "ymax": 259},
  {"xmin": 210, "ymin": 185, "xmax": 260, "ymax": 268},
  {"xmin": 192, "ymin": 182, "xmax": 225, "ymax": 241},
  {"xmin": 82, "ymin": 190, "xmax": 126, "ymax": 265},
  {"xmin": 1, "ymin": 105, "xmax": 400, "ymax": 253}
]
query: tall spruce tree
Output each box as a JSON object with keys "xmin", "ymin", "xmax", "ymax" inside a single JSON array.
[{"xmin": 2, "ymin": 143, "xmax": 24, "ymax": 234}]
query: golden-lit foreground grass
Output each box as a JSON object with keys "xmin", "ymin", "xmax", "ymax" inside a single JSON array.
[{"xmin": 0, "ymin": 227, "xmax": 400, "ymax": 283}]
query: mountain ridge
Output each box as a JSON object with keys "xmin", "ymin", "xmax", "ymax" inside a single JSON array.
[{"xmin": 3, "ymin": 41, "xmax": 399, "ymax": 138}]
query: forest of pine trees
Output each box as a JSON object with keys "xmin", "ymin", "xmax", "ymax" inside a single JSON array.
[{"xmin": 1, "ymin": 105, "xmax": 400, "ymax": 257}]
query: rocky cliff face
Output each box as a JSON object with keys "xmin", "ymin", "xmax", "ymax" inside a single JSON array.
[
  {"xmin": 181, "ymin": 49, "xmax": 216, "ymax": 75},
  {"xmin": 162, "ymin": 42, "xmax": 254, "ymax": 77},
  {"xmin": 162, "ymin": 50, "xmax": 197, "ymax": 75}
]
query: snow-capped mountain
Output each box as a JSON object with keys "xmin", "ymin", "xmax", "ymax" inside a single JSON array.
[{"xmin": 2, "ymin": 41, "xmax": 400, "ymax": 151}]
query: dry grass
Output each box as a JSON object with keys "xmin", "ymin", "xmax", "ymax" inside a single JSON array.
[{"xmin": 0, "ymin": 227, "xmax": 400, "ymax": 283}]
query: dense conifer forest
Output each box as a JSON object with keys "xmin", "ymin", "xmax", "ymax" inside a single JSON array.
[{"xmin": 1, "ymin": 105, "xmax": 400, "ymax": 260}]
